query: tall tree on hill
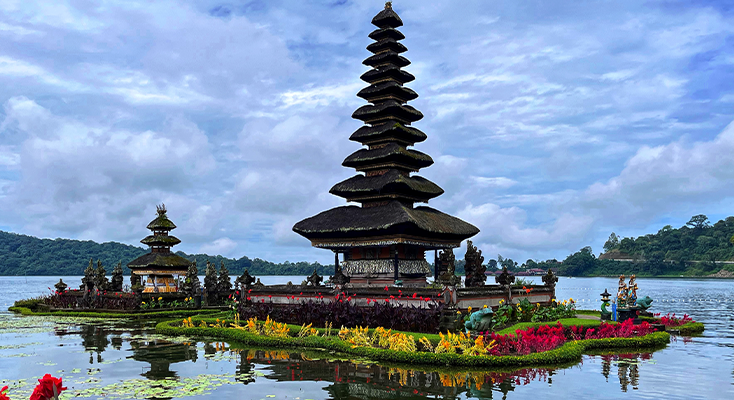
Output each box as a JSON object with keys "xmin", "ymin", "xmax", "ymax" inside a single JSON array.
[
  {"xmin": 686, "ymin": 214, "xmax": 710, "ymax": 230},
  {"xmin": 603, "ymin": 232, "xmax": 620, "ymax": 252}
]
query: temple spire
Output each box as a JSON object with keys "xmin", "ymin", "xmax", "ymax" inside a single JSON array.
[{"xmin": 293, "ymin": 4, "xmax": 478, "ymax": 287}]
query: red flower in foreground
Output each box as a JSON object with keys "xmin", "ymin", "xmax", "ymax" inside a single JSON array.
[
  {"xmin": 384, "ymin": 286, "xmax": 389, "ymax": 291},
  {"xmin": 30, "ymin": 374, "xmax": 67, "ymax": 400},
  {"xmin": 0, "ymin": 385, "xmax": 10, "ymax": 400}
]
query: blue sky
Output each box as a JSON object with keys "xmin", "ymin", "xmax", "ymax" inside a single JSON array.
[{"xmin": 1, "ymin": 0, "xmax": 733, "ymax": 265}]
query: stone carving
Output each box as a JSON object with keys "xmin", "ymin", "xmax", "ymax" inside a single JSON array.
[
  {"xmin": 253, "ymin": 278, "xmax": 265, "ymax": 288},
  {"xmin": 463, "ymin": 241, "xmax": 486, "ymax": 287},
  {"xmin": 54, "ymin": 278, "xmax": 67, "ymax": 294},
  {"xmin": 637, "ymin": 296, "xmax": 653, "ymax": 311},
  {"xmin": 236, "ymin": 269, "xmax": 256, "ymax": 290},
  {"xmin": 182, "ymin": 260, "xmax": 200, "ymax": 297},
  {"xmin": 204, "ymin": 261, "xmax": 218, "ymax": 305},
  {"xmin": 110, "ymin": 262, "xmax": 124, "ymax": 292},
  {"xmin": 542, "ymin": 268, "xmax": 558, "ymax": 288},
  {"xmin": 94, "ymin": 260, "xmax": 109, "ymax": 292},
  {"xmin": 330, "ymin": 269, "xmax": 351, "ymax": 286},
  {"xmin": 218, "ymin": 261, "xmax": 232, "ymax": 294},
  {"xmin": 130, "ymin": 273, "xmax": 143, "ymax": 306},
  {"xmin": 437, "ymin": 249, "xmax": 460, "ymax": 286},
  {"xmin": 495, "ymin": 266, "xmax": 515, "ymax": 286},
  {"xmin": 305, "ymin": 268, "xmax": 323, "ymax": 287}
]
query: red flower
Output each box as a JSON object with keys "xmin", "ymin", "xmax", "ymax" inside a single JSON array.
[
  {"xmin": 268, "ymin": 295, "xmax": 272, "ymax": 299},
  {"xmin": 412, "ymin": 293, "xmax": 417, "ymax": 298},
  {"xmin": 425, "ymin": 297, "xmax": 430, "ymax": 302},
  {"xmin": 384, "ymin": 286, "xmax": 389, "ymax": 291},
  {"xmin": 30, "ymin": 374, "xmax": 66, "ymax": 400},
  {"xmin": 0, "ymin": 385, "xmax": 9, "ymax": 400}
]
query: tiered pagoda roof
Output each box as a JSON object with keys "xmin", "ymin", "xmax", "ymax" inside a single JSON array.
[
  {"xmin": 293, "ymin": 3, "xmax": 478, "ymax": 249},
  {"xmin": 128, "ymin": 204, "xmax": 191, "ymax": 274}
]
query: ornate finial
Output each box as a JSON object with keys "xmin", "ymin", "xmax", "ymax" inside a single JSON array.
[
  {"xmin": 156, "ymin": 203, "xmax": 167, "ymax": 215},
  {"xmin": 385, "ymin": 1, "xmax": 392, "ymax": 10}
]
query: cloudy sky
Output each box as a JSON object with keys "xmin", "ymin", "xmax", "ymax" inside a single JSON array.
[{"xmin": 1, "ymin": 0, "xmax": 733, "ymax": 265}]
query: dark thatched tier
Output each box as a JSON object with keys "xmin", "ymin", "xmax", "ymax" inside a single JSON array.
[
  {"xmin": 352, "ymin": 100, "xmax": 423, "ymax": 124},
  {"xmin": 330, "ymin": 169, "xmax": 443, "ymax": 202},
  {"xmin": 293, "ymin": 200, "xmax": 479, "ymax": 246},
  {"xmin": 141, "ymin": 234, "xmax": 181, "ymax": 246},
  {"xmin": 372, "ymin": 6, "xmax": 403, "ymax": 28},
  {"xmin": 343, "ymin": 143, "xmax": 433, "ymax": 171},
  {"xmin": 369, "ymin": 27, "xmax": 405, "ymax": 41},
  {"xmin": 363, "ymin": 51, "xmax": 410, "ymax": 68},
  {"xmin": 357, "ymin": 81, "xmax": 418, "ymax": 103},
  {"xmin": 367, "ymin": 38, "xmax": 407, "ymax": 54},
  {"xmin": 350, "ymin": 121, "xmax": 426, "ymax": 145},
  {"xmin": 147, "ymin": 215, "xmax": 176, "ymax": 230},
  {"xmin": 360, "ymin": 66, "xmax": 415, "ymax": 85},
  {"xmin": 127, "ymin": 252, "xmax": 191, "ymax": 270}
]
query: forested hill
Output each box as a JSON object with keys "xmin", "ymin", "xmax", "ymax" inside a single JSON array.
[
  {"xmin": 559, "ymin": 215, "xmax": 734, "ymax": 277},
  {"xmin": 0, "ymin": 230, "xmax": 330, "ymax": 276}
]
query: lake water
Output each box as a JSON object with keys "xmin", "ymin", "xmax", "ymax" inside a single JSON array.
[{"xmin": 1, "ymin": 276, "xmax": 733, "ymax": 399}]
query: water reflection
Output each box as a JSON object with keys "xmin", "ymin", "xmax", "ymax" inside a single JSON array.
[
  {"xmin": 41, "ymin": 318, "xmax": 664, "ymax": 399},
  {"xmin": 592, "ymin": 352, "xmax": 652, "ymax": 392},
  {"xmin": 237, "ymin": 348, "xmax": 560, "ymax": 399}
]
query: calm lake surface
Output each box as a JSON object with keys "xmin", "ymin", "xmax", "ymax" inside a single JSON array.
[{"xmin": 1, "ymin": 276, "xmax": 733, "ymax": 399}]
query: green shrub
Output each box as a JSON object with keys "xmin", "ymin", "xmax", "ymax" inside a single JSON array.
[{"xmin": 156, "ymin": 319, "xmax": 670, "ymax": 368}]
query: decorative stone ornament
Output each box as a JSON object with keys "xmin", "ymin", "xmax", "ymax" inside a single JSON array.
[
  {"xmin": 542, "ymin": 268, "xmax": 558, "ymax": 288},
  {"xmin": 463, "ymin": 241, "xmax": 486, "ymax": 287},
  {"xmin": 495, "ymin": 266, "xmax": 516, "ymax": 286},
  {"xmin": 54, "ymin": 279, "xmax": 67, "ymax": 294}
]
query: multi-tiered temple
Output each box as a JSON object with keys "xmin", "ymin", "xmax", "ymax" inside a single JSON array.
[
  {"xmin": 294, "ymin": 3, "xmax": 479, "ymax": 287},
  {"xmin": 128, "ymin": 204, "xmax": 191, "ymax": 292}
]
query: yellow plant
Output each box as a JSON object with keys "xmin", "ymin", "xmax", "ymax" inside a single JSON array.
[
  {"xmin": 298, "ymin": 323, "xmax": 319, "ymax": 338},
  {"xmin": 245, "ymin": 317, "xmax": 258, "ymax": 334},
  {"xmin": 418, "ymin": 336, "xmax": 434, "ymax": 352},
  {"xmin": 324, "ymin": 321, "xmax": 333, "ymax": 337},
  {"xmin": 198, "ymin": 320, "xmax": 208, "ymax": 328},
  {"xmin": 387, "ymin": 332, "xmax": 416, "ymax": 352},
  {"xmin": 182, "ymin": 317, "xmax": 195, "ymax": 328},
  {"xmin": 373, "ymin": 327, "xmax": 393, "ymax": 348},
  {"xmin": 262, "ymin": 316, "xmax": 290, "ymax": 338}
]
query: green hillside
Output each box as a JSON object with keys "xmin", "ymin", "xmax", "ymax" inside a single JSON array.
[
  {"xmin": 0, "ymin": 230, "xmax": 330, "ymax": 276},
  {"xmin": 559, "ymin": 214, "xmax": 734, "ymax": 277}
]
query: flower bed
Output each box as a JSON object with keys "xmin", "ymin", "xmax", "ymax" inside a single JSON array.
[{"xmin": 156, "ymin": 317, "xmax": 670, "ymax": 368}]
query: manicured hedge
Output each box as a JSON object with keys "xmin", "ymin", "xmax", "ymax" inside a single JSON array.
[
  {"xmin": 155, "ymin": 319, "xmax": 670, "ymax": 368},
  {"xmin": 675, "ymin": 322, "xmax": 705, "ymax": 335},
  {"xmin": 8, "ymin": 306, "xmax": 221, "ymax": 319}
]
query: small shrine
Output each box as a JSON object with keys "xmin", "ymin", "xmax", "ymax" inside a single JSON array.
[
  {"xmin": 127, "ymin": 204, "xmax": 191, "ymax": 293},
  {"xmin": 293, "ymin": 2, "xmax": 479, "ymax": 287}
]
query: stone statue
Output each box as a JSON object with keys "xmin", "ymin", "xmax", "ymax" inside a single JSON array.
[
  {"xmin": 464, "ymin": 308, "xmax": 494, "ymax": 333},
  {"xmin": 627, "ymin": 275, "xmax": 638, "ymax": 306},
  {"xmin": 130, "ymin": 273, "xmax": 143, "ymax": 307},
  {"xmin": 637, "ymin": 296, "xmax": 653, "ymax": 311},
  {"xmin": 463, "ymin": 241, "xmax": 486, "ymax": 287},
  {"xmin": 617, "ymin": 275, "xmax": 628, "ymax": 307},
  {"xmin": 218, "ymin": 261, "xmax": 232, "ymax": 294}
]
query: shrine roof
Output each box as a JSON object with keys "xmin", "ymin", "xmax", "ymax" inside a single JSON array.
[
  {"xmin": 330, "ymin": 169, "xmax": 443, "ymax": 202},
  {"xmin": 127, "ymin": 252, "xmax": 192, "ymax": 269},
  {"xmin": 293, "ymin": 200, "xmax": 479, "ymax": 241}
]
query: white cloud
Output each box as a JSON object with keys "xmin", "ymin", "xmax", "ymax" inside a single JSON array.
[{"xmin": 199, "ymin": 237, "xmax": 237, "ymax": 257}]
